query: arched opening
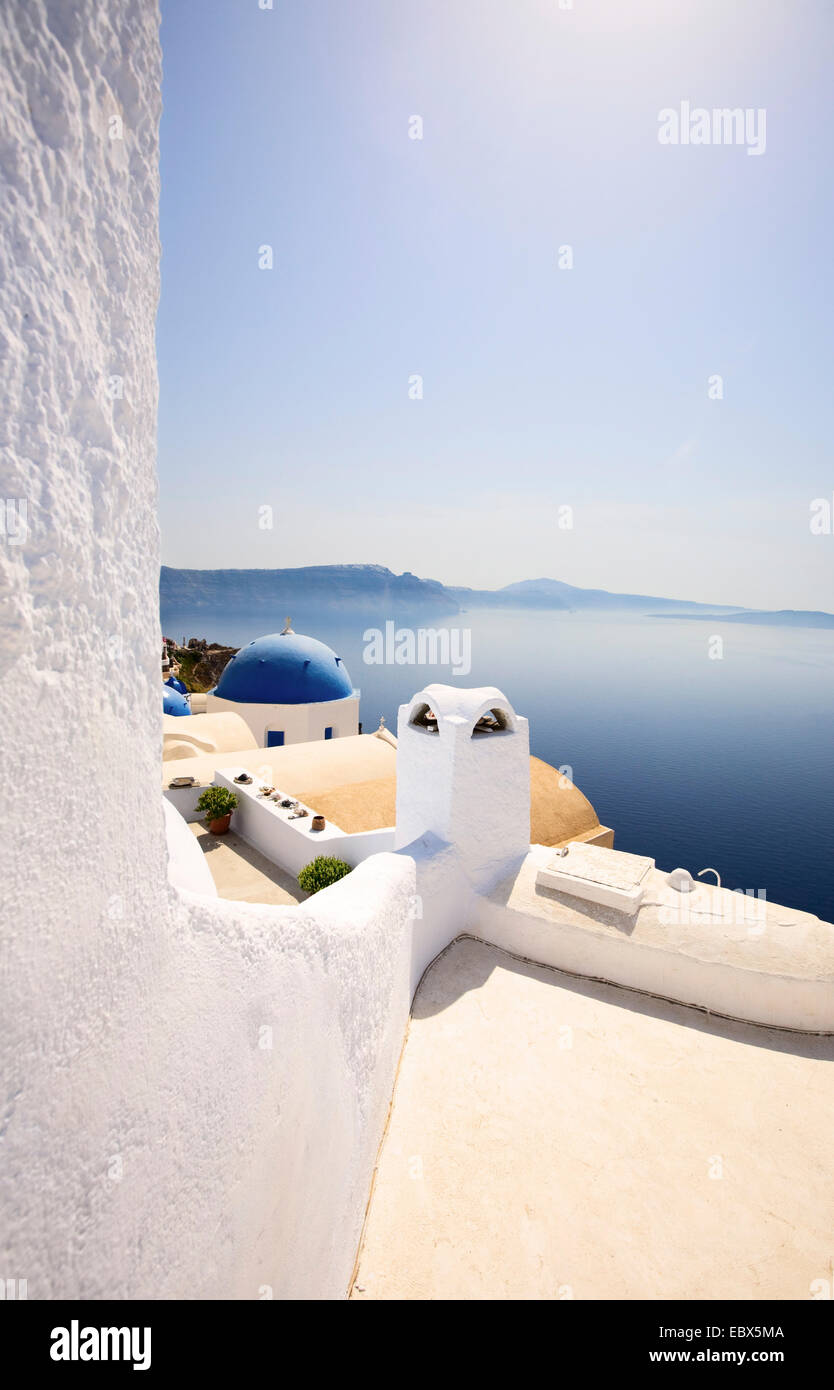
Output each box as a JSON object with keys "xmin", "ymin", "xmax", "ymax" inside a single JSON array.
[
  {"xmin": 471, "ymin": 707, "xmax": 513, "ymax": 737},
  {"xmin": 409, "ymin": 702, "xmax": 439, "ymax": 733}
]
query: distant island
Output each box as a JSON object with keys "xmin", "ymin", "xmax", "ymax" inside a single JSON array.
[
  {"xmin": 651, "ymin": 609, "xmax": 834, "ymax": 629},
  {"xmin": 447, "ymin": 576, "xmax": 744, "ymax": 615},
  {"xmin": 161, "ymin": 564, "xmax": 452, "ymax": 615},
  {"xmin": 160, "ymin": 565, "xmax": 834, "ymax": 630}
]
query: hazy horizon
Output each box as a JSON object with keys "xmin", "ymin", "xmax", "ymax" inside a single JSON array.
[{"xmin": 160, "ymin": 557, "xmax": 834, "ymax": 615}]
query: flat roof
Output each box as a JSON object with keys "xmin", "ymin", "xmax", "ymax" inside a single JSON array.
[
  {"xmin": 189, "ymin": 824, "xmax": 307, "ymax": 906},
  {"xmin": 164, "ymin": 738, "xmax": 609, "ymax": 844},
  {"xmin": 488, "ymin": 845, "xmax": 834, "ymax": 980},
  {"xmin": 163, "ymin": 733, "xmax": 397, "ymax": 797},
  {"xmin": 352, "ymin": 937, "xmax": 834, "ymax": 1300}
]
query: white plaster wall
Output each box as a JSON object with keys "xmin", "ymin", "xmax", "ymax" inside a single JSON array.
[
  {"xmin": 0, "ymin": 1, "xmax": 414, "ymax": 1300},
  {"xmin": 405, "ymin": 836, "xmax": 474, "ymax": 994},
  {"xmin": 163, "ymin": 797, "xmax": 217, "ymax": 897},
  {"xmin": 336, "ymin": 826, "xmax": 397, "ymax": 868},
  {"xmin": 212, "ymin": 768, "xmax": 395, "ymax": 877},
  {"xmin": 471, "ymin": 858, "xmax": 834, "ymax": 1033},
  {"xmin": 206, "ymin": 692, "xmax": 359, "ymax": 746}
]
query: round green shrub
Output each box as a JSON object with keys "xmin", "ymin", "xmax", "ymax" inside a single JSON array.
[
  {"xmin": 195, "ymin": 785, "xmax": 238, "ymax": 824},
  {"xmin": 298, "ymin": 856, "xmax": 352, "ymax": 895}
]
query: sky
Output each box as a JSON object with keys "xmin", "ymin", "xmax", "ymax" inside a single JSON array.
[{"xmin": 157, "ymin": 0, "xmax": 834, "ymax": 609}]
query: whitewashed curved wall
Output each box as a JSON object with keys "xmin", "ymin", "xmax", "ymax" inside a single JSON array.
[
  {"xmin": 0, "ymin": 0, "xmax": 414, "ymax": 1299},
  {"xmin": 163, "ymin": 797, "xmax": 217, "ymax": 896}
]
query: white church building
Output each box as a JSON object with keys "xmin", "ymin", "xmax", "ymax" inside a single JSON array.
[{"xmin": 205, "ymin": 619, "xmax": 359, "ymax": 747}]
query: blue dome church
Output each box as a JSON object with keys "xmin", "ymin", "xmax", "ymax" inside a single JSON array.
[
  {"xmin": 205, "ymin": 620, "xmax": 359, "ymax": 748},
  {"xmin": 163, "ymin": 686, "xmax": 191, "ymax": 717}
]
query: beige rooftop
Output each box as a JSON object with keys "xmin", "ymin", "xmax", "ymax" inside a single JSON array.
[
  {"xmin": 163, "ymin": 724, "xmax": 613, "ymax": 847},
  {"xmin": 162, "ymin": 710, "xmax": 258, "ymax": 760}
]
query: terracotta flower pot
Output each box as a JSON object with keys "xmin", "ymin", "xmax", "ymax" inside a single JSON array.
[
  {"xmin": 208, "ymin": 813, "xmax": 232, "ymax": 836},
  {"xmin": 311, "ymin": 815, "xmax": 326, "ymax": 832}
]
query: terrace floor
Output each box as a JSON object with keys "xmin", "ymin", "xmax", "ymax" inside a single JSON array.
[
  {"xmin": 351, "ymin": 937, "xmax": 834, "ymax": 1300},
  {"xmin": 189, "ymin": 823, "xmax": 307, "ymax": 906}
]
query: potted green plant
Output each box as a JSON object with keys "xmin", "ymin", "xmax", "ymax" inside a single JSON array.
[
  {"xmin": 196, "ymin": 785, "xmax": 238, "ymax": 836},
  {"xmin": 297, "ymin": 856, "xmax": 352, "ymax": 896}
]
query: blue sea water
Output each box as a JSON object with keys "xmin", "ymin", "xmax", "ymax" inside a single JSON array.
[{"xmin": 161, "ymin": 604, "xmax": 834, "ymax": 923}]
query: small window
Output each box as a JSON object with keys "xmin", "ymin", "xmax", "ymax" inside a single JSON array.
[
  {"xmin": 266, "ymin": 730, "xmax": 284, "ymax": 747},
  {"xmin": 324, "ymin": 726, "xmax": 333, "ymax": 740}
]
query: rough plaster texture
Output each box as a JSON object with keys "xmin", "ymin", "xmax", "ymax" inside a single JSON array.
[{"xmin": 0, "ymin": 0, "xmax": 418, "ymax": 1300}]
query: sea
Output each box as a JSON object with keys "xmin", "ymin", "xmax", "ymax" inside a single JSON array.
[{"xmin": 161, "ymin": 603, "xmax": 834, "ymax": 923}]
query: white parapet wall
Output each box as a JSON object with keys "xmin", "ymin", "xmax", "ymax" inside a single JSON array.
[
  {"xmin": 163, "ymin": 797, "xmax": 217, "ymax": 898},
  {"xmin": 213, "ymin": 767, "xmax": 395, "ymax": 876},
  {"xmin": 472, "ymin": 847, "xmax": 834, "ymax": 1033}
]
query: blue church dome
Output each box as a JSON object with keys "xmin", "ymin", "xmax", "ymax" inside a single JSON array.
[
  {"xmin": 214, "ymin": 629, "xmax": 354, "ymax": 706},
  {"xmin": 163, "ymin": 686, "xmax": 191, "ymax": 716},
  {"xmin": 165, "ymin": 675, "xmax": 187, "ymax": 695}
]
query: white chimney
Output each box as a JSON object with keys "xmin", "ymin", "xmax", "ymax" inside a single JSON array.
[{"xmin": 395, "ymin": 684, "xmax": 530, "ymax": 893}]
